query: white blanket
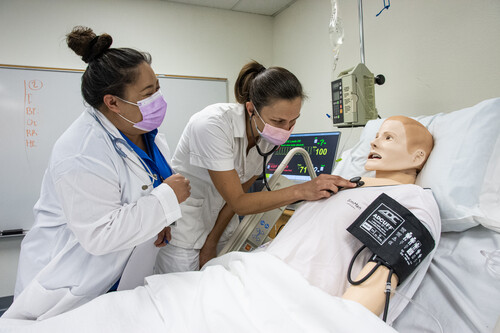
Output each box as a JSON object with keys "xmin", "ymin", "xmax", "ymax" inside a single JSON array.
[
  {"xmin": 0, "ymin": 252, "xmax": 396, "ymax": 333},
  {"xmin": 393, "ymin": 225, "xmax": 500, "ymax": 332}
]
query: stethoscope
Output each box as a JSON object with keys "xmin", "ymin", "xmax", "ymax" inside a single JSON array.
[
  {"xmin": 249, "ymin": 113, "xmax": 279, "ymax": 191},
  {"xmin": 89, "ymin": 110, "xmax": 158, "ymax": 191}
]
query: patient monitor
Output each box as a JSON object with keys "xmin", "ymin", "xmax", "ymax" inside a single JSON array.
[
  {"xmin": 266, "ymin": 131, "xmax": 341, "ymax": 184},
  {"xmin": 331, "ymin": 63, "xmax": 385, "ymax": 127}
]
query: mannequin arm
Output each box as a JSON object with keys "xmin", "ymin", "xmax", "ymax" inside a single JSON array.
[{"xmin": 342, "ymin": 262, "xmax": 399, "ymax": 316}]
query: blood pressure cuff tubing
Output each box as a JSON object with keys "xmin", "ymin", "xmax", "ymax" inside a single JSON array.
[{"xmin": 347, "ymin": 193, "xmax": 435, "ymax": 284}]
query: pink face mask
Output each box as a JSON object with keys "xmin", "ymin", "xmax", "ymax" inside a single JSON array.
[
  {"xmin": 254, "ymin": 108, "xmax": 294, "ymax": 146},
  {"xmin": 117, "ymin": 90, "xmax": 167, "ymax": 132}
]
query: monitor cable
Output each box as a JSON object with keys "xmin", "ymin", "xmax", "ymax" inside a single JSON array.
[{"xmin": 346, "ymin": 245, "xmax": 394, "ymax": 322}]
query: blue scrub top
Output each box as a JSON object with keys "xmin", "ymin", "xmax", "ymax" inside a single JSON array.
[
  {"xmin": 108, "ymin": 129, "xmax": 173, "ymax": 292},
  {"xmin": 120, "ymin": 129, "xmax": 173, "ymax": 188}
]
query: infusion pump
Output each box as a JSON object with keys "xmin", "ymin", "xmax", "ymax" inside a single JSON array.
[{"xmin": 331, "ymin": 63, "xmax": 385, "ymax": 127}]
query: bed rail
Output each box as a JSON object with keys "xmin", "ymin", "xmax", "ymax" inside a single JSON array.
[{"xmin": 218, "ymin": 147, "xmax": 317, "ymax": 256}]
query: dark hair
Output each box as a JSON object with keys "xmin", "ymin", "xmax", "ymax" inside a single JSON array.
[
  {"xmin": 234, "ymin": 60, "xmax": 306, "ymax": 111},
  {"xmin": 66, "ymin": 26, "xmax": 152, "ymax": 109}
]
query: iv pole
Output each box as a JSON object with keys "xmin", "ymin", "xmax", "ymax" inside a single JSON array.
[
  {"xmin": 331, "ymin": 0, "xmax": 384, "ymax": 127},
  {"xmin": 358, "ymin": 0, "xmax": 385, "ymax": 84},
  {"xmin": 358, "ymin": 0, "xmax": 365, "ymax": 64}
]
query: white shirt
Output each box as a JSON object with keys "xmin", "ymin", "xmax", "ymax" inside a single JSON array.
[
  {"xmin": 5, "ymin": 108, "xmax": 181, "ymax": 320},
  {"xmin": 170, "ymin": 103, "xmax": 274, "ymax": 249},
  {"xmin": 265, "ymin": 184, "xmax": 441, "ymax": 325}
]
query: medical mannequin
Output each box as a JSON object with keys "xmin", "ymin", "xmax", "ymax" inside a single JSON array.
[
  {"xmin": 155, "ymin": 61, "xmax": 355, "ymax": 274},
  {"xmin": 3, "ymin": 26, "xmax": 190, "ymax": 320},
  {"xmin": 342, "ymin": 116, "xmax": 434, "ymax": 315},
  {"xmin": 265, "ymin": 116, "xmax": 439, "ymax": 323}
]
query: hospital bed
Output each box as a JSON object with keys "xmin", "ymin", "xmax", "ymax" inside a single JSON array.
[
  {"xmin": 0, "ymin": 98, "xmax": 499, "ymax": 332},
  {"xmin": 221, "ymin": 97, "xmax": 500, "ymax": 332},
  {"xmin": 331, "ymin": 97, "xmax": 500, "ymax": 332}
]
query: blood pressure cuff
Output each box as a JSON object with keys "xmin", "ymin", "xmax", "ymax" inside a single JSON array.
[{"xmin": 346, "ymin": 193, "xmax": 435, "ymax": 284}]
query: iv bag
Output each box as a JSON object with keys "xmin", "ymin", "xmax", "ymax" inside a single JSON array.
[{"xmin": 329, "ymin": 0, "xmax": 344, "ymax": 72}]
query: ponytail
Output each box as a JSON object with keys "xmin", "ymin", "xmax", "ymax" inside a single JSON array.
[{"xmin": 234, "ymin": 60, "xmax": 305, "ymax": 110}]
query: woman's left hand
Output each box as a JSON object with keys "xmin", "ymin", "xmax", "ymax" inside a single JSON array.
[
  {"xmin": 199, "ymin": 241, "xmax": 217, "ymax": 269},
  {"xmin": 154, "ymin": 227, "xmax": 171, "ymax": 247}
]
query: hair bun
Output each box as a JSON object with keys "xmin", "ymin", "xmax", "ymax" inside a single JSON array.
[
  {"xmin": 66, "ymin": 26, "xmax": 113, "ymax": 64},
  {"xmin": 83, "ymin": 34, "xmax": 112, "ymax": 63}
]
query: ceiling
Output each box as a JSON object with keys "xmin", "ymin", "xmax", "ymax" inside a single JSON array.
[{"xmin": 161, "ymin": 0, "xmax": 298, "ymax": 17}]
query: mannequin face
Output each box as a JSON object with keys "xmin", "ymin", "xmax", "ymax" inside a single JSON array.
[{"xmin": 365, "ymin": 119, "xmax": 424, "ymax": 172}]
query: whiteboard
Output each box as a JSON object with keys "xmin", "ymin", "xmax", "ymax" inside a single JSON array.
[{"xmin": 0, "ymin": 65, "xmax": 227, "ymax": 232}]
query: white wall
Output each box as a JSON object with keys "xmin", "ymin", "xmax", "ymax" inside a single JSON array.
[
  {"xmin": 0, "ymin": 237, "xmax": 21, "ymax": 297},
  {"xmin": 273, "ymin": 0, "xmax": 500, "ymax": 150},
  {"xmin": 0, "ymin": 0, "xmax": 274, "ymax": 100}
]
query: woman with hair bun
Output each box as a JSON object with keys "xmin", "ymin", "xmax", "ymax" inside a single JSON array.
[
  {"xmin": 4, "ymin": 26, "xmax": 190, "ymax": 320},
  {"xmin": 155, "ymin": 61, "xmax": 355, "ymax": 274}
]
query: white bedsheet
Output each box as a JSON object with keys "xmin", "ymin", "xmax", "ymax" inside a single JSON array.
[
  {"xmin": 0, "ymin": 251, "xmax": 396, "ymax": 333},
  {"xmin": 393, "ymin": 225, "xmax": 500, "ymax": 333}
]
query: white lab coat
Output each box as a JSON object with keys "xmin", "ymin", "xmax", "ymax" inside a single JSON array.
[
  {"xmin": 3, "ymin": 108, "xmax": 181, "ymax": 320},
  {"xmin": 167, "ymin": 103, "xmax": 274, "ymax": 250}
]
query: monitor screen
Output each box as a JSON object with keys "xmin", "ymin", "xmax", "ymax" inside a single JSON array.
[{"xmin": 266, "ymin": 131, "xmax": 341, "ymax": 183}]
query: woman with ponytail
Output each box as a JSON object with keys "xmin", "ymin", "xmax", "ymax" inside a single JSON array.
[{"xmin": 155, "ymin": 61, "xmax": 355, "ymax": 274}]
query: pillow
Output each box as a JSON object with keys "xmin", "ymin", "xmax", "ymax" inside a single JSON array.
[{"xmin": 333, "ymin": 97, "xmax": 500, "ymax": 233}]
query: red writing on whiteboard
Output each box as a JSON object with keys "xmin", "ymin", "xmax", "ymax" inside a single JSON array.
[
  {"xmin": 24, "ymin": 80, "xmax": 42, "ymax": 149},
  {"xmin": 26, "ymin": 107, "xmax": 37, "ymax": 115},
  {"xmin": 26, "ymin": 129, "xmax": 38, "ymax": 137},
  {"xmin": 28, "ymin": 80, "xmax": 43, "ymax": 90},
  {"xmin": 26, "ymin": 140, "xmax": 37, "ymax": 148}
]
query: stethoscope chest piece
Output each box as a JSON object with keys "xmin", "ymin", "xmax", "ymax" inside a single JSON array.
[{"xmin": 349, "ymin": 176, "xmax": 365, "ymax": 187}]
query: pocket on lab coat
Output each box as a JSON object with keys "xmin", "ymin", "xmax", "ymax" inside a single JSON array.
[
  {"xmin": 171, "ymin": 197, "xmax": 205, "ymax": 248},
  {"xmin": 183, "ymin": 197, "xmax": 204, "ymax": 213}
]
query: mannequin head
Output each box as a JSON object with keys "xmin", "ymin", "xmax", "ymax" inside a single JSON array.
[{"xmin": 365, "ymin": 116, "xmax": 433, "ymax": 182}]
